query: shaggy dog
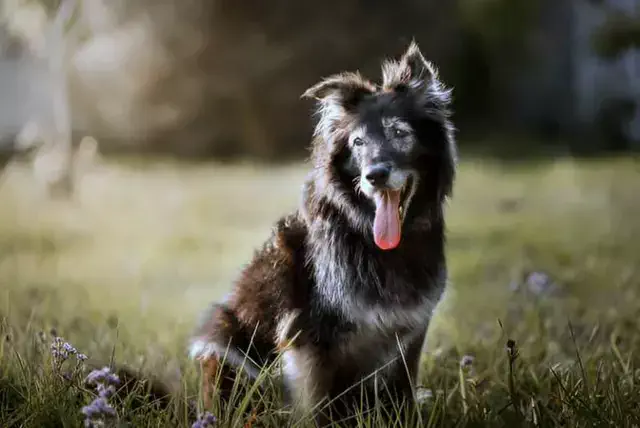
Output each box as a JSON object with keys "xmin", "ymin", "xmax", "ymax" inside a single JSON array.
[{"xmin": 189, "ymin": 41, "xmax": 457, "ymax": 425}]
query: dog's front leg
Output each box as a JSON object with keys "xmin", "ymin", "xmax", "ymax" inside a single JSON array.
[
  {"xmin": 399, "ymin": 328, "xmax": 428, "ymax": 396},
  {"xmin": 378, "ymin": 328, "xmax": 428, "ymax": 419},
  {"xmin": 279, "ymin": 345, "xmax": 333, "ymax": 425}
]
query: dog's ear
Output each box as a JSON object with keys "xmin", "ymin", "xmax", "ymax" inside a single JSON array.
[
  {"xmin": 382, "ymin": 41, "xmax": 437, "ymax": 91},
  {"xmin": 302, "ymin": 72, "xmax": 375, "ymax": 111},
  {"xmin": 303, "ymin": 73, "xmax": 376, "ymax": 143}
]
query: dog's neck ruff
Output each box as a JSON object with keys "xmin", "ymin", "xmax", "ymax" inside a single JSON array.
[{"xmin": 300, "ymin": 173, "xmax": 446, "ymax": 329}]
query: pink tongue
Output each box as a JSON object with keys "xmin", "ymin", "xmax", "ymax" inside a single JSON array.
[{"xmin": 373, "ymin": 190, "xmax": 402, "ymax": 250}]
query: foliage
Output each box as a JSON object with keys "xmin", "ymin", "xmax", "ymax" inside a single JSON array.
[{"xmin": 592, "ymin": 11, "xmax": 640, "ymax": 59}]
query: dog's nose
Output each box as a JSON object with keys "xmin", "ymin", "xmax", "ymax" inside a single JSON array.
[{"xmin": 365, "ymin": 165, "xmax": 391, "ymax": 187}]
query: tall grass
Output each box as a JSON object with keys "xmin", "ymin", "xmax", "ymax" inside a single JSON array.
[{"xmin": 1, "ymin": 155, "xmax": 639, "ymax": 426}]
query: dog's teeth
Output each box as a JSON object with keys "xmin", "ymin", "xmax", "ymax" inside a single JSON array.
[{"xmin": 399, "ymin": 206, "xmax": 404, "ymax": 216}]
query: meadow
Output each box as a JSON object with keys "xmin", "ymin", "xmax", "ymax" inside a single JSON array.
[{"xmin": 0, "ymin": 153, "xmax": 639, "ymax": 427}]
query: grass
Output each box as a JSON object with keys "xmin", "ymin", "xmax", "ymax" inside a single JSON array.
[{"xmin": 0, "ymin": 153, "xmax": 639, "ymax": 427}]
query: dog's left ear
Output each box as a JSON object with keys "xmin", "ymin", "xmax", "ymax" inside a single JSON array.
[
  {"xmin": 302, "ymin": 72, "xmax": 375, "ymax": 110},
  {"xmin": 382, "ymin": 41, "xmax": 438, "ymax": 91}
]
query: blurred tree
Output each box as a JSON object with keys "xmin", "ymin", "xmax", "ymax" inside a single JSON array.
[
  {"xmin": 454, "ymin": 0, "xmax": 542, "ymax": 132},
  {"xmin": 4, "ymin": 0, "xmax": 567, "ymax": 160},
  {"xmin": 590, "ymin": 8, "xmax": 640, "ymax": 150},
  {"xmin": 592, "ymin": 11, "xmax": 640, "ymax": 59},
  {"xmin": 5, "ymin": 0, "xmax": 460, "ymax": 160},
  {"xmin": 1, "ymin": 0, "xmax": 83, "ymax": 196}
]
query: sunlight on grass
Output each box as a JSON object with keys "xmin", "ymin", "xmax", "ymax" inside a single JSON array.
[{"xmin": 1, "ymin": 155, "xmax": 639, "ymax": 426}]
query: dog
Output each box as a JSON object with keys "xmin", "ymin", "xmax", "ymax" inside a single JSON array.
[{"xmin": 189, "ymin": 41, "xmax": 457, "ymax": 425}]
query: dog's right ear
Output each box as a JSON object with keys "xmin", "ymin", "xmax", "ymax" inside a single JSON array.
[
  {"xmin": 302, "ymin": 72, "xmax": 375, "ymax": 110},
  {"xmin": 382, "ymin": 40, "xmax": 439, "ymax": 93}
]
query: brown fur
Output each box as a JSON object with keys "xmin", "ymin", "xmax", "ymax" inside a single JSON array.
[{"xmin": 189, "ymin": 41, "xmax": 457, "ymax": 425}]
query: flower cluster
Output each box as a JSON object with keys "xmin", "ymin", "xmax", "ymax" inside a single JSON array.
[
  {"xmin": 85, "ymin": 367, "xmax": 120, "ymax": 389},
  {"xmin": 49, "ymin": 336, "xmax": 89, "ymax": 384},
  {"xmin": 50, "ymin": 336, "xmax": 88, "ymax": 367},
  {"xmin": 192, "ymin": 411, "xmax": 217, "ymax": 428},
  {"xmin": 81, "ymin": 398, "xmax": 116, "ymax": 426},
  {"xmin": 82, "ymin": 367, "xmax": 120, "ymax": 427}
]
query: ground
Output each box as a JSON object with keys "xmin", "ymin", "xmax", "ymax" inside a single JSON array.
[{"xmin": 0, "ymin": 154, "xmax": 639, "ymax": 427}]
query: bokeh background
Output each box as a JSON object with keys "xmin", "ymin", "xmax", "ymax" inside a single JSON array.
[
  {"xmin": 0, "ymin": 0, "xmax": 639, "ymax": 400},
  {"xmin": 2, "ymin": 0, "xmax": 639, "ymax": 159}
]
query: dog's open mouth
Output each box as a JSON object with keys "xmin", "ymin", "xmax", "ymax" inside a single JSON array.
[{"xmin": 372, "ymin": 176, "xmax": 414, "ymax": 251}]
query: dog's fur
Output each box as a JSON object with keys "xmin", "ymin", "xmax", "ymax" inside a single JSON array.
[{"xmin": 189, "ymin": 41, "xmax": 457, "ymax": 425}]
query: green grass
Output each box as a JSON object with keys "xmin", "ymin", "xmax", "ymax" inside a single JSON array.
[{"xmin": 1, "ymin": 154, "xmax": 639, "ymax": 427}]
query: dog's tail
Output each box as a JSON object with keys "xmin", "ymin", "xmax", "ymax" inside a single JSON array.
[
  {"xmin": 188, "ymin": 303, "xmax": 277, "ymax": 410},
  {"xmin": 188, "ymin": 303, "xmax": 273, "ymax": 380}
]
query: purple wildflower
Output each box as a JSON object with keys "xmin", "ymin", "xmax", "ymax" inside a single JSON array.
[
  {"xmin": 82, "ymin": 397, "xmax": 117, "ymax": 418},
  {"xmin": 192, "ymin": 412, "xmax": 217, "ymax": 428},
  {"xmin": 525, "ymin": 271, "xmax": 554, "ymax": 295},
  {"xmin": 459, "ymin": 354, "xmax": 477, "ymax": 378},
  {"xmin": 96, "ymin": 384, "xmax": 116, "ymax": 399},
  {"xmin": 460, "ymin": 355, "xmax": 475, "ymax": 368},
  {"xmin": 51, "ymin": 337, "xmax": 70, "ymax": 365},
  {"xmin": 63, "ymin": 342, "xmax": 77, "ymax": 355},
  {"xmin": 50, "ymin": 336, "xmax": 88, "ymax": 371},
  {"xmin": 85, "ymin": 367, "xmax": 120, "ymax": 387},
  {"xmin": 82, "ymin": 367, "xmax": 120, "ymax": 426}
]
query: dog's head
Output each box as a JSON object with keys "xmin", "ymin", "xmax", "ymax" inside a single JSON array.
[{"xmin": 303, "ymin": 41, "xmax": 456, "ymax": 250}]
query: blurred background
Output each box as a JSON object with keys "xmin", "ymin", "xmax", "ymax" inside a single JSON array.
[
  {"xmin": 0, "ymin": 0, "xmax": 639, "ymax": 372},
  {"xmin": 1, "ymin": 0, "xmax": 639, "ymax": 161}
]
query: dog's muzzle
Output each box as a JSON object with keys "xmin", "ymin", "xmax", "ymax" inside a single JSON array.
[{"xmin": 359, "ymin": 165, "xmax": 417, "ymax": 250}]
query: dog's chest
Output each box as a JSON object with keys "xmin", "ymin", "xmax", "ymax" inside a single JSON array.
[
  {"xmin": 311, "ymin": 241, "xmax": 444, "ymax": 327},
  {"xmin": 333, "ymin": 322, "xmax": 426, "ymax": 381}
]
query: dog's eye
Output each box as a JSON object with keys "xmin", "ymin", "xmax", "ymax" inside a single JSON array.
[
  {"xmin": 353, "ymin": 137, "xmax": 365, "ymax": 147},
  {"xmin": 393, "ymin": 127, "xmax": 409, "ymax": 138}
]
